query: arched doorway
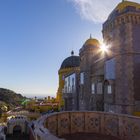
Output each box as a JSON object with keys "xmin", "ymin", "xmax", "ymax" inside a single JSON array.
[{"xmin": 13, "ymin": 125, "xmax": 22, "ymax": 135}]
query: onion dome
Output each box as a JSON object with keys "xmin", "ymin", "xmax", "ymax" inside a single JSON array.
[{"xmin": 60, "ymin": 51, "xmax": 80, "ymax": 69}]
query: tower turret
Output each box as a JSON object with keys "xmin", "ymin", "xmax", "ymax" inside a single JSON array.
[{"xmin": 102, "ymin": 0, "xmax": 140, "ymax": 114}]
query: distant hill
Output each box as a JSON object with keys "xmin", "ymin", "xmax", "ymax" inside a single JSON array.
[{"xmin": 0, "ymin": 88, "xmax": 27, "ymax": 109}]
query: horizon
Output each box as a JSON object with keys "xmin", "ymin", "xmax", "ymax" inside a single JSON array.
[
  {"xmin": 23, "ymin": 93, "xmax": 55, "ymax": 98},
  {"xmin": 0, "ymin": 0, "xmax": 139, "ymax": 97}
]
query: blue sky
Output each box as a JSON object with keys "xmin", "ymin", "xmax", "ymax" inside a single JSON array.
[{"xmin": 0, "ymin": 0, "xmax": 139, "ymax": 97}]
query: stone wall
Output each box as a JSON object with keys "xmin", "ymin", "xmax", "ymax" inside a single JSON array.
[{"xmin": 45, "ymin": 112, "xmax": 140, "ymax": 140}]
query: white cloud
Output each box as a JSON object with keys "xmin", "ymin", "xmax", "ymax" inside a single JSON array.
[{"xmin": 69, "ymin": 0, "xmax": 140, "ymax": 23}]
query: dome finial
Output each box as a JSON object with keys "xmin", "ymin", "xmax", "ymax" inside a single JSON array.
[
  {"xmin": 90, "ymin": 34, "xmax": 92, "ymax": 39},
  {"xmin": 71, "ymin": 50, "xmax": 74, "ymax": 56}
]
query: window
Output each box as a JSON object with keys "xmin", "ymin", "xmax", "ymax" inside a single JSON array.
[
  {"xmin": 67, "ymin": 77, "xmax": 70, "ymax": 92},
  {"xmin": 64, "ymin": 73, "xmax": 76, "ymax": 93},
  {"xmin": 64, "ymin": 80, "xmax": 68, "ymax": 93},
  {"xmin": 72, "ymin": 78, "xmax": 75, "ymax": 86},
  {"xmin": 71, "ymin": 74, "xmax": 76, "ymax": 92},
  {"xmin": 91, "ymin": 83, "xmax": 95, "ymax": 94},
  {"xmin": 107, "ymin": 85, "xmax": 112, "ymax": 94},
  {"xmin": 80, "ymin": 72, "xmax": 84, "ymax": 84},
  {"xmin": 68, "ymin": 77, "xmax": 70, "ymax": 86},
  {"xmin": 105, "ymin": 58, "xmax": 115, "ymax": 80},
  {"xmin": 72, "ymin": 85, "xmax": 74, "ymax": 92},
  {"xmin": 97, "ymin": 83, "xmax": 103, "ymax": 94}
]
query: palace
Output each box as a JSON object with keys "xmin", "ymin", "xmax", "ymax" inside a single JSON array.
[
  {"xmin": 1, "ymin": 1, "xmax": 140, "ymax": 140},
  {"xmin": 57, "ymin": 0, "xmax": 140, "ymax": 115}
]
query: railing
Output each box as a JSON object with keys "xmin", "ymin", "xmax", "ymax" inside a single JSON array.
[
  {"xmin": 33, "ymin": 114, "xmax": 61, "ymax": 140},
  {"xmin": 33, "ymin": 111, "xmax": 140, "ymax": 140},
  {"xmin": 28, "ymin": 124, "xmax": 36, "ymax": 140},
  {"xmin": 7, "ymin": 111, "xmax": 40, "ymax": 116}
]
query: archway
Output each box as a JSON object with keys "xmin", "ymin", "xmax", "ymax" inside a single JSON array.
[{"xmin": 13, "ymin": 125, "xmax": 22, "ymax": 135}]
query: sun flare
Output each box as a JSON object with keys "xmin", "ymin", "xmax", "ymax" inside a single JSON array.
[{"xmin": 100, "ymin": 43, "xmax": 109, "ymax": 53}]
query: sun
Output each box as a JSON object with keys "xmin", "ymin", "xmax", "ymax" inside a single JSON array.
[{"xmin": 100, "ymin": 42, "xmax": 109, "ymax": 53}]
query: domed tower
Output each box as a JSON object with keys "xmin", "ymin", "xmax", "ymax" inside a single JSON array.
[
  {"xmin": 80, "ymin": 36, "xmax": 100, "ymax": 69},
  {"xmin": 102, "ymin": 1, "xmax": 140, "ymax": 114},
  {"xmin": 56, "ymin": 51, "xmax": 80, "ymax": 109},
  {"xmin": 79, "ymin": 36, "xmax": 100, "ymax": 110}
]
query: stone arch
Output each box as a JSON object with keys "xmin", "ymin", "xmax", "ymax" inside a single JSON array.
[
  {"xmin": 7, "ymin": 116, "xmax": 28, "ymax": 134},
  {"xmin": 13, "ymin": 125, "xmax": 22, "ymax": 134},
  {"xmin": 11, "ymin": 122, "xmax": 26, "ymax": 134}
]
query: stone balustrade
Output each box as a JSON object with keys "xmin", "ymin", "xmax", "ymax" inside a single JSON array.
[
  {"xmin": 33, "ymin": 111, "xmax": 140, "ymax": 140},
  {"xmin": 33, "ymin": 115, "xmax": 61, "ymax": 140}
]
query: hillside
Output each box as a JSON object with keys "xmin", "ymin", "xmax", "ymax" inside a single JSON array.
[{"xmin": 0, "ymin": 88, "xmax": 27, "ymax": 108}]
